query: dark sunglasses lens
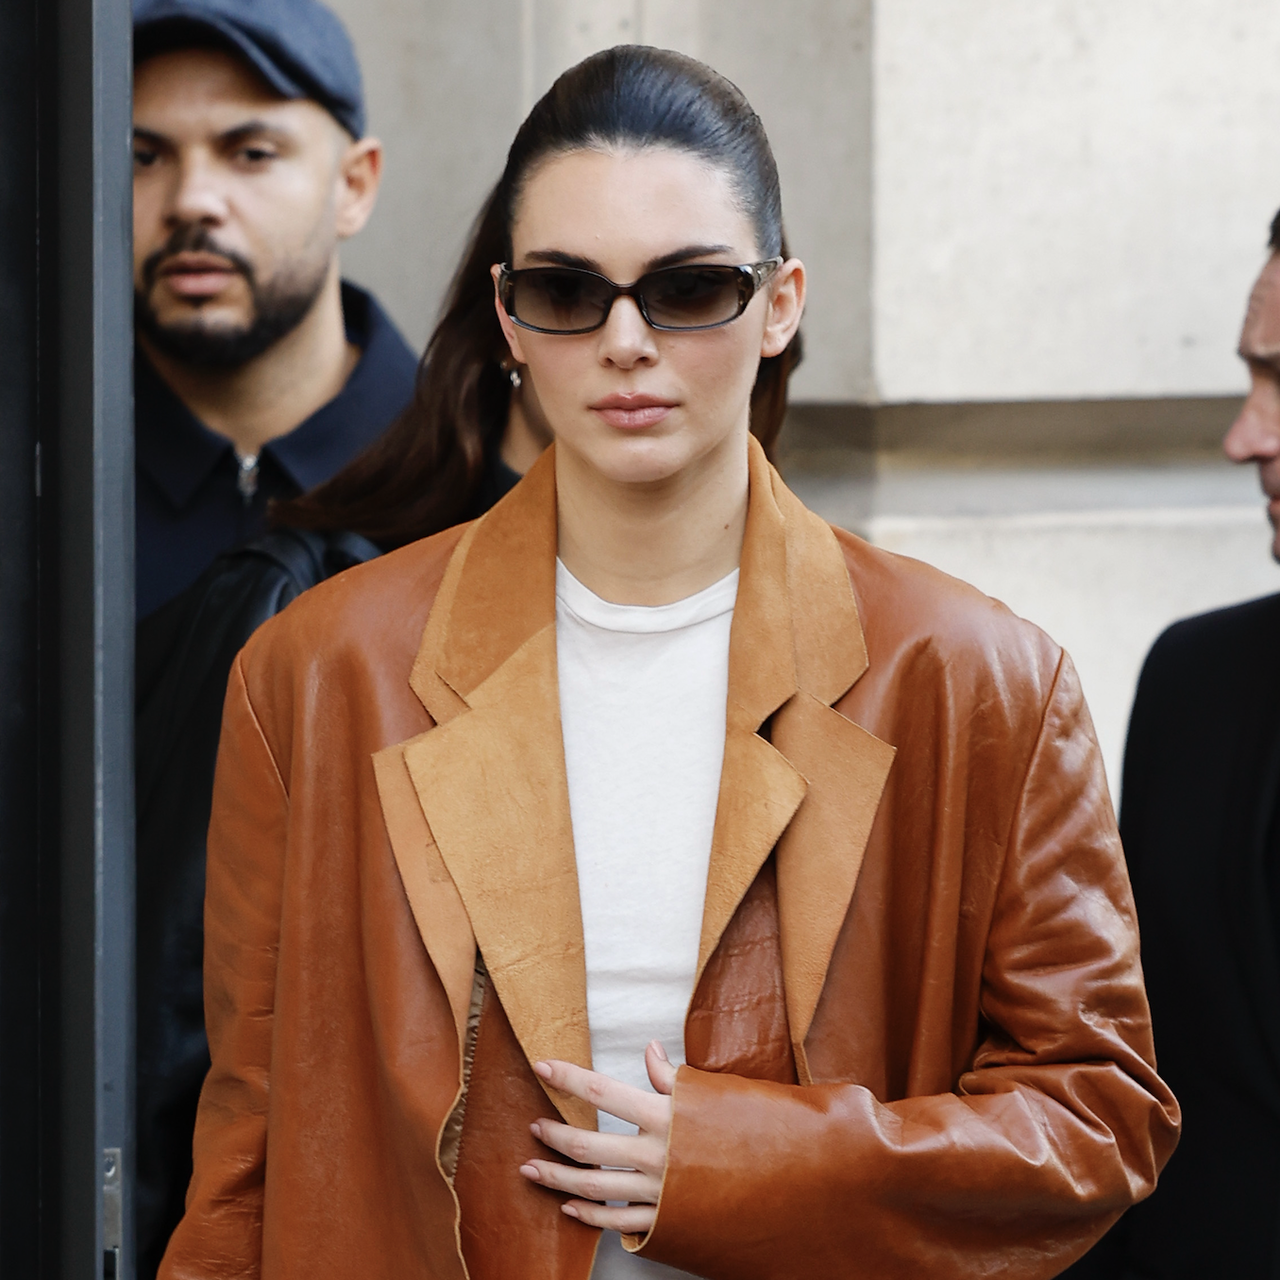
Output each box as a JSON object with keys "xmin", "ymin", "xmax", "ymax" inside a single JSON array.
[
  {"xmin": 640, "ymin": 267, "xmax": 743, "ymax": 328},
  {"xmin": 510, "ymin": 269, "xmax": 612, "ymax": 332}
]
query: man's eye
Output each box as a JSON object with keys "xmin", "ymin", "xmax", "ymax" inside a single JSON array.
[
  {"xmin": 133, "ymin": 148, "xmax": 158, "ymax": 167},
  {"xmin": 238, "ymin": 147, "xmax": 276, "ymax": 163}
]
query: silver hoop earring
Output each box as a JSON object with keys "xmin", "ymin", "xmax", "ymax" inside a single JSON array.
[{"xmin": 508, "ymin": 366, "xmax": 522, "ymax": 390}]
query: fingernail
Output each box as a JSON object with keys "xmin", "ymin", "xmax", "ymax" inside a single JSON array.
[
  {"xmin": 651, "ymin": 1040, "xmax": 669, "ymax": 1062},
  {"xmin": 562, "ymin": 1204, "xmax": 580, "ymax": 1219},
  {"xmin": 519, "ymin": 1163, "xmax": 540, "ymax": 1181},
  {"xmin": 530, "ymin": 1122, "xmax": 541, "ymax": 1139},
  {"xmin": 533, "ymin": 1061, "xmax": 552, "ymax": 1079}
]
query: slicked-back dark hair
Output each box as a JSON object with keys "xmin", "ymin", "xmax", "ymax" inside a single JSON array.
[
  {"xmin": 501, "ymin": 45, "xmax": 783, "ymax": 259},
  {"xmin": 277, "ymin": 45, "xmax": 801, "ymax": 550}
]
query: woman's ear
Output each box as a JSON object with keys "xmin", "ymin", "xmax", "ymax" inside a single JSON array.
[
  {"xmin": 491, "ymin": 263, "xmax": 529, "ymax": 365},
  {"xmin": 760, "ymin": 258, "xmax": 806, "ymax": 359}
]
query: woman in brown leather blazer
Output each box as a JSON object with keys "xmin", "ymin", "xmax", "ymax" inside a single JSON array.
[{"xmin": 161, "ymin": 46, "xmax": 1179, "ymax": 1280}]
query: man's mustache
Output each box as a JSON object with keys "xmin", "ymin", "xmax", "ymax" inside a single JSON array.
[{"xmin": 141, "ymin": 226, "xmax": 256, "ymax": 292}]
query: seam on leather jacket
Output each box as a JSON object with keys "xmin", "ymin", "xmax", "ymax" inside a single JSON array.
[
  {"xmin": 231, "ymin": 652, "xmax": 289, "ymax": 802},
  {"xmin": 437, "ymin": 953, "xmax": 488, "ymax": 1183},
  {"xmin": 995, "ymin": 645, "xmax": 1067, "ymax": 877}
]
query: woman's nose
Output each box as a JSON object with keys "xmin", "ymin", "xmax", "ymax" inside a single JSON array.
[{"xmin": 597, "ymin": 295, "xmax": 658, "ymax": 369}]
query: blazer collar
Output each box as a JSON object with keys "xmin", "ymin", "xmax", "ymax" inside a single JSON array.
[
  {"xmin": 377, "ymin": 438, "xmax": 894, "ymax": 1121},
  {"xmin": 413, "ymin": 439, "xmax": 868, "ymax": 722}
]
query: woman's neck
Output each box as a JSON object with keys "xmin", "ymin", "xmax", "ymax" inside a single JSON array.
[{"xmin": 555, "ymin": 431, "xmax": 750, "ymax": 606}]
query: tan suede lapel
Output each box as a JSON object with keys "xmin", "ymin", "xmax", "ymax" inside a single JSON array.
[
  {"xmin": 372, "ymin": 740, "xmax": 476, "ymax": 1048},
  {"xmin": 761, "ymin": 452, "xmax": 896, "ymax": 1078},
  {"xmin": 697, "ymin": 444, "xmax": 807, "ymax": 976},
  {"xmin": 401, "ymin": 626, "xmax": 593, "ymax": 1128},
  {"xmin": 771, "ymin": 696, "xmax": 896, "ymax": 1079},
  {"xmin": 388, "ymin": 453, "xmax": 594, "ymax": 1128}
]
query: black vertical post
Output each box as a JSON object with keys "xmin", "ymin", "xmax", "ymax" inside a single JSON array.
[
  {"xmin": 0, "ymin": 0, "xmax": 46, "ymax": 1265},
  {"xmin": 0, "ymin": 0, "xmax": 134, "ymax": 1267},
  {"xmin": 4, "ymin": 0, "xmax": 133, "ymax": 1272},
  {"xmin": 46, "ymin": 0, "xmax": 136, "ymax": 1275}
]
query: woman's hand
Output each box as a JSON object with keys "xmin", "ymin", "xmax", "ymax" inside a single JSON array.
[{"xmin": 518, "ymin": 1039, "xmax": 677, "ymax": 1233}]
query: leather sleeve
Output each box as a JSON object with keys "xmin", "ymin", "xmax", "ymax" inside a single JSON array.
[
  {"xmin": 637, "ymin": 654, "xmax": 1181, "ymax": 1280},
  {"xmin": 158, "ymin": 652, "xmax": 289, "ymax": 1280}
]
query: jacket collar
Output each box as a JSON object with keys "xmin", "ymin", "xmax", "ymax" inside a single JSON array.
[
  {"xmin": 375, "ymin": 437, "xmax": 894, "ymax": 1121},
  {"xmin": 411, "ymin": 438, "xmax": 869, "ymax": 731}
]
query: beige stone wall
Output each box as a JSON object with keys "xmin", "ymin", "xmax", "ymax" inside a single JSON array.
[{"xmin": 873, "ymin": 0, "xmax": 1280, "ymax": 403}]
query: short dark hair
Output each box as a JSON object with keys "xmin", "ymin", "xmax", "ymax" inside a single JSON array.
[
  {"xmin": 275, "ymin": 47, "xmax": 801, "ymax": 550},
  {"xmin": 1269, "ymin": 207, "xmax": 1280, "ymax": 252}
]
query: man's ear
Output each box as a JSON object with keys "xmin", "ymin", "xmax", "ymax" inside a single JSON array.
[
  {"xmin": 335, "ymin": 136, "xmax": 383, "ymax": 239},
  {"xmin": 761, "ymin": 258, "xmax": 806, "ymax": 359},
  {"xmin": 491, "ymin": 263, "xmax": 529, "ymax": 365}
]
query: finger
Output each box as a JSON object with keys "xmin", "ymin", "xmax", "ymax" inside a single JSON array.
[
  {"xmin": 562, "ymin": 1200, "xmax": 656, "ymax": 1234},
  {"xmin": 531, "ymin": 1118, "xmax": 666, "ymax": 1176},
  {"xmin": 645, "ymin": 1041, "xmax": 678, "ymax": 1097},
  {"xmin": 518, "ymin": 1159, "xmax": 658, "ymax": 1205},
  {"xmin": 534, "ymin": 1059, "xmax": 665, "ymax": 1131}
]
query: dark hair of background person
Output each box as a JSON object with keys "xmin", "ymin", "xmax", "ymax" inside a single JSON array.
[{"xmin": 276, "ymin": 45, "xmax": 802, "ymax": 550}]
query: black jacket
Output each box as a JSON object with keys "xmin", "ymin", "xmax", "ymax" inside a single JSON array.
[
  {"xmin": 1061, "ymin": 592, "xmax": 1280, "ymax": 1279},
  {"xmin": 135, "ymin": 283, "xmax": 417, "ymax": 619},
  {"xmin": 135, "ymin": 529, "xmax": 380, "ymax": 1280}
]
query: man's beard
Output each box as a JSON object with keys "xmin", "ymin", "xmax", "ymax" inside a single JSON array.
[{"xmin": 134, "ymin": 226, "xmax": 331, "ymax": 370}]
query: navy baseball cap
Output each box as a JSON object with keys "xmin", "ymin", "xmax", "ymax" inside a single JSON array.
[{"xmin": 133, "ymin": 0, "xmax": 366, "ymax": 138}]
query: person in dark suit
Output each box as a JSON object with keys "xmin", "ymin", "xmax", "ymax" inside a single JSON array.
[{"xmin": 1060, "ymin": 214, "xmax": 1280, "ymax": 1277}]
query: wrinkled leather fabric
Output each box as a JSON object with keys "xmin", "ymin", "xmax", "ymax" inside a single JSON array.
[{"xmin": 160, "ymin": 442, "xmax": 1178, "ymax": 1280}]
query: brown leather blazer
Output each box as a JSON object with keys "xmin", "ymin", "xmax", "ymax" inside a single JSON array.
[{"xmin": 161, "ymin": 440, "xmax": 1179, "ymax": 1280}]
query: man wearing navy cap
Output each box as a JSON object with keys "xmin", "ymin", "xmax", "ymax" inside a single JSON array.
[
  {"xmin": 130, "ymin": 2, "xmax": 417, "ymax": 1273},
  {"xmin": 132, "ymin": 0, "xmax": 417, "ymax": 619}
]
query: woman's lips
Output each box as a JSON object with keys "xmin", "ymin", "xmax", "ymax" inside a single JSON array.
[
  {"xmin": 590, "ymin": 395, "xmax": 677, "ymax": 431},
  {"xmin": 594, "ymin": 404, "xmax": 672, "ymax": 430}
]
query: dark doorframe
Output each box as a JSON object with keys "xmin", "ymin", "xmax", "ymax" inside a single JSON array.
[
  {"xmin": 0, "ymin": 0, "xmax": 135, "ymax": 1274},
  {"xmin": 0, "ymin": 0, "xmax": 48, "ymax": 1268},
  {"xmin": 52, "ymin": 0, "xmax": 136, "ymax": 1273}
]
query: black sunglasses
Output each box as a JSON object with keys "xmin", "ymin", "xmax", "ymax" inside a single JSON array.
[{"xmin": 497, "ymin": 258, "xmax": 783, "ymax": 335}]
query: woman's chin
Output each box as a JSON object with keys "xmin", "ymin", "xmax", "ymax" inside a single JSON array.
[{"xmin": 565, "ymin": 431, "xmax": 703, "ymax": 487}]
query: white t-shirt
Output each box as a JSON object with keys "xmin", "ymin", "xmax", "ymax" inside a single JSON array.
[{"xmin": 555, "ymin": 559, "xmax": 738, "ymax": 1280}]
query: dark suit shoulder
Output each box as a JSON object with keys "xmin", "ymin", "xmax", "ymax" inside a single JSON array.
[
  {"xmin": 1127, "ymin": 590, "xmax": 1280, "ymax": 767},
  {"xmin": 1141, "ymin": 591, "xmax": 1280, "ymax": 689},
  {"xmin": 1121, "ymin": 591, "xmax": 1280, "ymax": 879}
]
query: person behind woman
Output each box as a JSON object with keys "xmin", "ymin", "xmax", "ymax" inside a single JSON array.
[{"xmin": 159, "ymin": 46, "xmax": 1178, "ymax": 1280}]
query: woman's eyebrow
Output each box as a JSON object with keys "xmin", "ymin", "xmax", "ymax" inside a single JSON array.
[
  {"xmin": 645, "ymin": 244, "xmax": 735, "ymax": 271},
  {"xmin": 522, "ymin": 249, "xmax": 603, "ymax": 270},
  {"xmin": 520, "ymin": 243, "xmax": 737, "ymax": 273}
]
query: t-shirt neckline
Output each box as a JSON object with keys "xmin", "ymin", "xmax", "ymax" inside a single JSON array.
[{"xmin": 555, "ymin": 558, "xmax": 739, "ymax": 635}]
